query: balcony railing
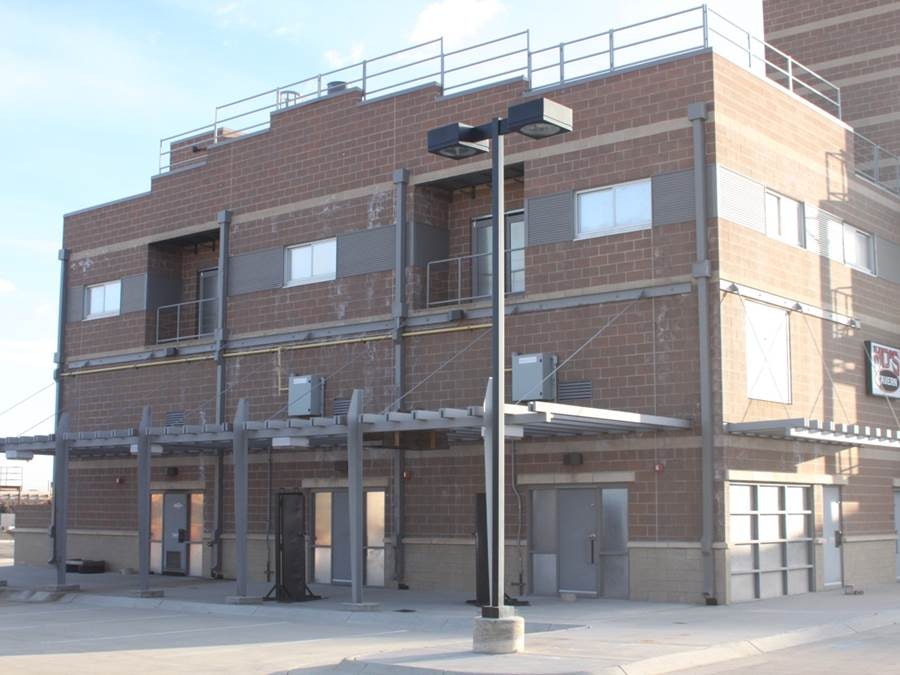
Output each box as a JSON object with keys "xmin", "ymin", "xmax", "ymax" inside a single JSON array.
[
  {"xmin": 156, "ymin": 297, "xmax": 217, "ymax": 344},
  {"xmin": 853, "ymin": 133, "xmax": 900, "ymax": 195},
  {"xmin": 427, "ymin": 248, "xmax": 525, "ymax": 307},
  {"xmin": 156, "ymin": 5, "xmax": 897, "ymax": 197}
]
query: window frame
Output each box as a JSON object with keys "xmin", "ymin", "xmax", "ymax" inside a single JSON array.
[
  {"xmin": 764, "ymin": 189, "xmax": 804, "ymax": 247},
  {"xmin": 284, "ymin": 237, "xmax": 337, "ymax": 287},
  {"xmin": 83, "ymin": 280, "xmax": 121, "ymax": 320},
  {"xmin": 575, "ymin": 178, "xmax": 652, "ymax": 240},
  {"xmin": 842, "ymin": 223, "xmax": 876, "ymax": 275}
]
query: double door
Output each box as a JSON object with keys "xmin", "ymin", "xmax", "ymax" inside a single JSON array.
[{"xmin": 531, "ymin": 487, "xmax": 629, "ymax": 598}]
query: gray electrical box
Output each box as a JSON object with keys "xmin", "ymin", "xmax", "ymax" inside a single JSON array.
[
  {"xmin": 288, "ymin": 374, "xmax": 324, "ymax": 416},
  {"xmin": 511, "ymin": 352, "xmax": 557, "ymax": 402}
]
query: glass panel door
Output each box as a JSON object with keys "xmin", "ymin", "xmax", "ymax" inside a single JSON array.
[
  {"xmin": 473, "ymin": 212, "xmax": 525, "ymax": 298},
  {"xmin": 198, "ymin": 268, "xmax": 218, "ymax": 336}
]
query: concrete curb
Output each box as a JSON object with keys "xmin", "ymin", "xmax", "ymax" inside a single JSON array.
[{"xmin": 340, "ymin": 609, "xmax": 900, "ymax": 675}]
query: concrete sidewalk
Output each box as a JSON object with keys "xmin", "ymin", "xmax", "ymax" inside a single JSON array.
[{"xmin": 2, "ymin": 563, "xmax": 899, "ymax": 674}]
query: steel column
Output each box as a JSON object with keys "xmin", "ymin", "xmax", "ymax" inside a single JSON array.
[
  {"xmin": 485, "ymin": 119, "xmax": 507, "ymax": 618},
  {"xmin": 347, "ymin": 389, "xmax": 365, "ymax": 605},
  {"xmin": 212, "ymin": 209, "xmax": 231, "ymax": 579},
  {"xmin": 233, "ymin": 398, "xmax": 249, "ymax": 597},
  {"xmin": 52, "ymin": 413, "xmax": 71, "ymax": 586},
  {"xmin": 137, "ymin": 406, "xmax": 152, "ymax": 592},
  {"xmin": 688, "ymin": 101, "xmax": 716, "ymax": 603},
  {"xmin": 50, "ymin": 248, "xmax": 69, "ymax": 567}
]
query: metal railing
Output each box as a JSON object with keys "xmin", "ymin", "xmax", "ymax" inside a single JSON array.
[
  {"xmin": 156, "ymin": 5, "xmax": 897, "ymax": 197},
  {"xmin": 0, "ymin": 466, "xmax": 23, "ymax": 488},
  {"xmin": 853, "ymin": 132, "xmax": 900, "ymax": 195},
  {"xmin": 156, "ymin": 297, "xmax": 217, "ymax": 344},
  {"xmin": 427, "ymin": 248, "xmax": 525, "ymax": 307}
]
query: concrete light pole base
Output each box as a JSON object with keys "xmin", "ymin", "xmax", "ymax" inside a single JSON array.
[
  {"xmin": 473, "ymin": 616, "xmax": 525, "ymax": 654},
  {"xmin": 341, "ymin": 602, "xmax": 381, "ymax": 612},
  {"xmin": 38, "ymin": 584, "xmax": 80, "ymax": 593}
]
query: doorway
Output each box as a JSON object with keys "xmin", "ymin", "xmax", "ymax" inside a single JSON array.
[
  {"xmin": 472, "ymin": 211, "xmax": 525, "ymax": 298},
  {"xmin": 822, "ymin": 485, "xmax": 843, "ymax": 587},
  {"xmin": 531, "ymin": 486, "xmax": 628, "ymax": 598},
  {"xmin": 150, "ymin": 491, "xmax": 204, "ymax": 576},
  {"xmin": 198, "ymin": 268, "xmax": 218, "ymax": 337},
  {"xmin": 313, "ymin": 489, "xmax": 385, "ymax": 587}
]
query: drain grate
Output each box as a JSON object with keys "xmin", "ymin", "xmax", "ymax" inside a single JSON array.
[{"xmin": 393, "ymin": 608, "xmax": 416, "ymax": 613}]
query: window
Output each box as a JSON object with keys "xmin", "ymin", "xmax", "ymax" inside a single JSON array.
[
  {"xmin": 285, "ymin": 238, "xmax": 336, "ymax": 285},
  {"xmin": 576, "ymin": 179, "xmax": 651, "ymax": 238},
  {"xmin": 85, "ymin": 280, "xmax": 121, "ymax": 319},
  {"xmin": 764, "ymin": 190, "xmax": 803, "ymax": 246},
  {"xmin": 843, "ymin": 224, "xmax": 875, "ymax": 274},
  {"xmin": 745, "ymin": 301, "xmax": 791, "ymax": 403},
  {"xmin": 804, "ymin": 206, "xmax": 844, "ymax": 262}
]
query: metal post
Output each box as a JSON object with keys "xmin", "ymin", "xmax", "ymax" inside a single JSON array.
[
  {"xmin": 559, "ymin": 43, "xmax": 565, "ymax": 83},
  {"xmin": 526, "ymin": 30, "xmax": 532, "ymax": 85},
  {"xmin": 137, "ymin": 406, "xmax": 152, "ymax": 593},
  {"xmin": 52, "ymin": 413, "xmax": 71, "ymax": 588},
  {"xmin": 702, "ymin": 4, "xmax": 709, "ymax": 49},
  {"xmin": 232, "ymin": 398, "xmax": 249, "ymax": 598},
  {"xmin": 347, "ymin": 389, "xmax": 365, "ymax": 605},
  {"xmin": 688, "ymin": 102, "xmax": 717, "ymax": 604},
  {"xmin": 483, "ymin": 119, "xmax": 507, "ymax": 619},
  {"xmin": 747, "ymin": 32, "xmax": 752, "ymax": 68},
  {"xmin": 50, "ymin": 247, "xmax": 69, "ymax": 568},
  {"xmin": 787, "ymin": 58, "xmax": 794, "ymax": 92},
  {"xmin": 440, "ymin": 37, "xmax": 445, "ymax": 92},
  {"xmin": 609, "ymin": 30, "xmax": 615, "ymax": 71},
  {"xmin": 873, "ymin": 144, "xmax": 881, "ymax": 183},
  {"xmin": 362, "ymin": 60, "xmax": 368, "ymax": 97},
  {"xmin": 212, "ymin": 210, "xmax": 231, "ymax": 579}
]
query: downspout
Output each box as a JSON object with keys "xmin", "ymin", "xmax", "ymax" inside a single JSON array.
[
  {"xmin": 211, "ymin": 209, "xmax": 231, "ymax": 578},
  {"xmin": 50, "ymin": 247, "xmax": 69, "ymax": 564},
  {"xmin": 391, "ymin": 168, "xmax": 409, "ymax": 587},
  {"xmin": 688, "ymin": 102, "xmax": 717, "ymax": 604}
]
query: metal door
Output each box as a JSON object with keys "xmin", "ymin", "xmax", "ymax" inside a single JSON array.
[
  {"xmin": 558, "ymin": 488, "xmax": 599, "ymax": 595},
  {"xmin": 894, "ymin": 491, "xmax": 900, "ymax": 580},
  {"xmin": 822, "ymin": 486, "xmax": 843, "ymax": 586},
  {"xmin": 331, "ymin": 490, "xmax": 351, "ymax": 585},
  {"xmin": 198, "ymin": 268, "xmax": 218, "ymax": 336},
  {"xmin": 162, "ymin": 493, "xmax": 189, "ymax": 574},
  {"xmin": 600, "ymin": 488, "xmax": 629, "ymax": 598}
]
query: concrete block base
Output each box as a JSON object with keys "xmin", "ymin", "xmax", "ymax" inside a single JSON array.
[
  {"xmin": 473, "ymin": 616, "xmax": 525, "ymax": 654},
  {"xmin": 38, "ymin": 584, "xmax": 80, "ymax": 593},
  {"xmin": 0, "ymin": 580, "xmax": 7, "ymax": 588},
  {"xmin": 225, "ymin": 595, "xmax": 264, "ymax": 605},
  {"xmin": 341, "ymin": 602, "xmax": 382, "ymax": 612},
  {"xmin": 132, "ymin": 589, "xmax": 165, "ymax": 598}
]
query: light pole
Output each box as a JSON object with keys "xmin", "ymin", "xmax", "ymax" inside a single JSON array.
[{"xmin": 427, "ymin": 98, "xmax": 572, "ymax": 645}]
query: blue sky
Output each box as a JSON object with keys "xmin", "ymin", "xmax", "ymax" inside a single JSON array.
[{"xmin": 0, "ymin": 0, "xmax": 762, "ymax": 489}]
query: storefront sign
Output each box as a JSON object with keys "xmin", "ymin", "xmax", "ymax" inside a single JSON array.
[{"xmin": 865, "ymin": 341, "xmax": 900, "ymax": 398}]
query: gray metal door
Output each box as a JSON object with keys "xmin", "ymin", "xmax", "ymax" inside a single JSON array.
[
  {"xmin": 331, "ymin": 490, "xmax": 351, "ymax": 585},
  {"xmin": 162, "ymin": 493, "xmax": 189, "ymax": 574},
  {"xmin": 558, "ymin": 488, "xmax": 599, "ymax": 595},
  {"xmin": 600, "ymin": 488, "xmax": 629, "ymax": 598},
  {"xmin": 822, "ymin": 486, "xmax": 843, "ymax": 586},
  {"xmin": 894, "ymin": 491, "xmax": 900, "ymax": 580}
]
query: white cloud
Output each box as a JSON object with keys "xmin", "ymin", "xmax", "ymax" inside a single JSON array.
[
  {"xmin": 323, "ymin": 43, "xmax": 365, "ymax": 69},
  {"xmin": 410, "ymin": 0, "xmax": 506, "ymax": 47},
  {"xmin": 0, "ymin": 278, "xmax": 15, "ymax": 295}
]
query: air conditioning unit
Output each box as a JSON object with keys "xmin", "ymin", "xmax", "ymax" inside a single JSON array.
[
  {"xmin": 288, "ymin": 375, "xmax": 324, "ymax": 417},
  {"xmin": 511, "ymin": 352, "xmax": 557, "ymax": 402}
]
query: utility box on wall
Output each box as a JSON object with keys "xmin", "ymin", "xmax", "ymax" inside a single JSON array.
[
  {"xmin": 511, "ymin": 352, "xmax": 557, "ymax": 402},
  {"xmin": 288, "ymin": 375, "xmax": 324, "ymax": 416}
]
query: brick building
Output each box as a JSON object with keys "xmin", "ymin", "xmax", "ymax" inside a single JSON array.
[{"xmin": 4, "ymin": 5, "xmax": 900, "ymax": 604}]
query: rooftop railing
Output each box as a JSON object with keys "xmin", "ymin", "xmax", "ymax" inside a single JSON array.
[{"xmin": 157, "ymin": 5, "xmax": 896, "ymax": 197}]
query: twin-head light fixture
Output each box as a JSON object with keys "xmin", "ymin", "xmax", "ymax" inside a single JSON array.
[{"xmin": 427, "ymin": 97, "xmax": 573, "ymax": 160}]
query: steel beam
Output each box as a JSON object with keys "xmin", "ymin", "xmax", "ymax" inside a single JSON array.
[
  {"xmin": 347, "ymin": 389, "xmax": 364, "ymax": 605},
  {"xmin": 52, "ymin": 413, "xmax": 70, "ymax": 586},
  {"xmin": 233, "ymin": 398, "xmax": 249, "ymax": 597},
  {"xmin": 137, "ymin": 406, "xmax": 152, "ymax": 592}
]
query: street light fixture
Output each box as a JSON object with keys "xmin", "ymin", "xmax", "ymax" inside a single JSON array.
[{"xmin": 426, "ymin": 97, "xmax": 573, "ymax": 635}]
